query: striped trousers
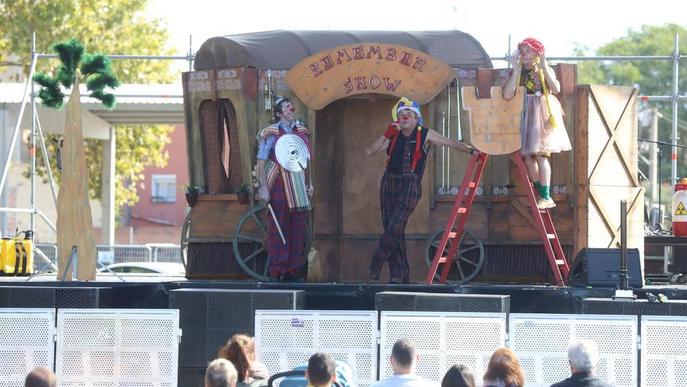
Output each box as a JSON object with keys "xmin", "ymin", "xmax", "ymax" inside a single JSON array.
[{"xmin": 369, "ymin": 172, "xmax": 422, "ymax": 283}]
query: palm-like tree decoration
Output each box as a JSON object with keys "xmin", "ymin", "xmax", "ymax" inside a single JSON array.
[
  {"xmin": 33, "ymin": 38, "xmax": 119, "ymax": 109},
  {"xmin": 32, "ymin": 38, "xmax": 119, "ymax": 281}
]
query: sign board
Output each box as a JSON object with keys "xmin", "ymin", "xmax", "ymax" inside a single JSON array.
[
  {"xmin": 286, "ymin": 43, "xmax": 455, "ymax": 110},
  {"xmin": 461, "ymin": 86, "xmax": 524, "ymax": 155}
]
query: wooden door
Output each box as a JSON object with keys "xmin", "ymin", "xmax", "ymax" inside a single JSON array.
[{"xmin": 198, "ymin": 99, "xmax": 243, "ymax": 193}]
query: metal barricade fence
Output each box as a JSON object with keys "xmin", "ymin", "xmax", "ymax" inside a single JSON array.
[
  {"xmin": 96, "ymin": 244, "xmax": 152, "ymax": 264},
  {"xmin": 509, "ymin": 313, "xmax": 638, "ymax": 387},
  {"xmin": 641, "ymin": 315, "xmax": 687, "ymax": 387},
  {"xmin": 148, "ymin": 243, "xmax": 183, "ymax": 263},
  {"xmin": 55, "ymin": 308, "xmax": 181, "ymax": 386},
  {"xmin": 379, "ymin": 311, "xmax": 507, "ymax": 383},
  {"xmin": 30, "ymin": 243, "xmax": 182, "ymax": 266},
  {"xmin": 34, "ymin": 242, "xmax": 58, "ymax": 271},
  {"xmin": 256, "ymin": 310, "xmax": 378, "ymax": 387},
  {"xmin": 0, "ymin": 308, "xmax": 55, "ymax": 387}
]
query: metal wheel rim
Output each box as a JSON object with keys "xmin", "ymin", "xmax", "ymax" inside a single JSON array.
[
  {"xmin": 232, "ymin": 204, "xmax": 312, "ymax": 282},
  {"xmin": 425, "ymin": 228, "xmax": 485, "ymax": 284},
  {"xmin": 180, "ymin": 211, "xmax": 191, "ymax": 271}
]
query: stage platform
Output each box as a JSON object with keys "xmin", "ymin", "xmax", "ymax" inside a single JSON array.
[{"xmin": 1, "ymin": 275, "xmax": 687, "ymax": 314}]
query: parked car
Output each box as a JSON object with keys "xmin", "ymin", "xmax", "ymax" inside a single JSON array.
[{"xmin": 99, "ymin": 262, "xmax": 185, "ymax": 276}]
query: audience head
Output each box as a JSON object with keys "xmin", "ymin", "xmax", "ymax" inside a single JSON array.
[
  {"xmin": 205, "ymin": 358, "xmax": 238, "ymax": 387},
  {"xmin": 217, "ymin": 334, "xmax": 256, "ymax": 382},
  {"xmin": 24, "ymin": 367, "xmax": 56, "ymax": 387},
  {"xmin": 441, "ymin": 364, "xmax": 475, "ymax": 387},
  {"xmin": 390, "ymin": 339, "xmax": 418, "ymax": 373},
  {"xmin": 306, "ymin": 352, "xmax": 337, "ymax": 387},
  {"xmin": 568, "ymin": 339, "xmax": 600, "ymax": 374},
  {"xmin": 483, "ymin": 348, "xmax": 525, "ymax": 387}
]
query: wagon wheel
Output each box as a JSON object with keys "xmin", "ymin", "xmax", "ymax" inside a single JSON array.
[
  {"xmin": 180, "ymin": 211, "xmax": 191, "ymax": 270},
  {"xmin": 425, "ymin": 228, "xmax": 485, "ymax": 284},
  {"xmin": 232, "ymin": 204, "xmax": 311, "ymax": 282}
]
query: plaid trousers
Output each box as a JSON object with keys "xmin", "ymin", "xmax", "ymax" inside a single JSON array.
[
  {"xmin": 369, "ymin": 172, "xmax": 422, "ymax": 283},
  {"xmin": 267, "ymin": 177, "xmax": 308, "ymax": 277}
]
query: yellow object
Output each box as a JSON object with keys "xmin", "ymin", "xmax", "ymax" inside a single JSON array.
[
  {"xmin": 0, "ymin": 237, "xmax": 33, "ymax": 275},
  {"xmin": 391, "ymin": 97, "xmax": 414, "ymax": 121},
  {"xmin": 676, "ymin": 202, "xmax": 687, "ymax": 216},
  {"xmin": 538, "ymin": 68, "xmax": 558, "ymax": 129}
]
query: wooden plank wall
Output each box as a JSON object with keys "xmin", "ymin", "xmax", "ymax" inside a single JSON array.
[{"xmin": 575, "ymin": 85, "xmax": 644, "ymax": 262}]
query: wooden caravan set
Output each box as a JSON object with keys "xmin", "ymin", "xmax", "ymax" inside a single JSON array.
[{"xmin": 181, "ymin": 30, "xmax": 643, "ymax": 283}]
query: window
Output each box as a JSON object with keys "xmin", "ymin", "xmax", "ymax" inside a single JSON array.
[{"xmin": 151, "ymin": 174, "xmax": 177, "ymax": 203}]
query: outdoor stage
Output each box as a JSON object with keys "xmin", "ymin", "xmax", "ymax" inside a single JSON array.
[{"xmin": 2, "ymin": 276, "xmax": 687, "ymax": 313}]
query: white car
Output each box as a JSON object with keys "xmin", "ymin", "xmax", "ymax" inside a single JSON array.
[{"xmin": 99, "ymin": 262, "xmax": 185, "ymax": 276}]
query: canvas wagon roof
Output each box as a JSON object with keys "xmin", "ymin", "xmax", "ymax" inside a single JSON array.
[{"xmin": 194, "ymin": 30, "xmax": 491, "ymax": 71}]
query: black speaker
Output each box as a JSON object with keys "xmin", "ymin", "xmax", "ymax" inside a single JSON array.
[
  {"xmin": 170, "ymin": 288, "xmax": 304, "ymax": 368},
  {"xmin": 0, "ymin": 286, "xmax": 113, "ymax": 308},
  {"xmin": 178, "ymin": 367, "xmax": 205, "ymax": 387},
  {"xmin": 581, "ymin": 298, "xmax": 687, "ymax": 316},
  {"xmin": 568, "ymin": 248, "xmax": 643, "ymax": 288},
  {"xmin": 375, "ymin": 291, "xmax": 510, "ymax": 313}
]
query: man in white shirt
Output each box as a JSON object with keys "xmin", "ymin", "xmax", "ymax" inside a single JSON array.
[{"xmin": 372, "ymin": 339, "xmax": 440, "ymax": 387}]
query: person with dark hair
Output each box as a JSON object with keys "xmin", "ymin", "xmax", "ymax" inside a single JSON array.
[
  {"xmin": 366, "ymin": 97, "xmax": 473, "ymax": 283},
  {"xmin": 550, "ymin": 340, "xmax": 613, "ymax": 387},
  {"xmin": 306, "ymin": 352, "xmax": 337, "ymax": 387},
  {"xmin": 482, "ymin": 348, "xmax": 525, "ymax": 387},
  {"xmin": 441, "ymin": 364, "xmax": 475, "ymax": 387},
  {"xmin": 217, "ymin": 334, "xmax": 268, "ymax": 386},
  {"xmin": 371, "ymin": 339, "xmax": 439, "ymax": 386},
  {"xmin": 256, "ymin": 96, "xmax": 313, "ymax": 282},
  {"xmin": 25, "ymin": 367, "xmax": 56, "ymax": 387},
  {"xmin": 205, "ymin": 359, "xmax": 238, "ymax": 387},
  {"xmin": 280, "ymin": 352, "xmax": 354, "ymax": 387}
]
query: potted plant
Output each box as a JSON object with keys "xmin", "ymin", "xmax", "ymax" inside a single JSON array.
[
  {"xmin": 183, "ymin": 184, "xmax": 202, "ymax": 207},
  {"xmin": 236, "ymin": 184, "xmax": 251, "ymax": 205}
]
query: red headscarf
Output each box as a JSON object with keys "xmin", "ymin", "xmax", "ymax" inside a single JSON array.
[{"xmin": 518, "ymin": 38, "xmax": 545, "ymax": 56}]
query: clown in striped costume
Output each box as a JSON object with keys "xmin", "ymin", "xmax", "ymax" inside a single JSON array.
[
  {"xmin": 366, "ymin": 98, "xmax": 473, "ymax": 283},
  {"xmin": 256, "ymin": 97, "xmax": 312, "ymax": 282}
]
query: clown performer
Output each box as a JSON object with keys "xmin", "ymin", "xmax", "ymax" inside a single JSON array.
[
  {"xmin": 256, "ymin": 96, "xmax": 313, "ymax": 282},
  {"xmin": 365, "ymin": 97, "xmax": 474, "ymax": 283},
  {"xmin": 503, "ymin": 37, "xmax": 572, "ymax": 209}
]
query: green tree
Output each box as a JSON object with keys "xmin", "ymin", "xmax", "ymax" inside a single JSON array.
[
  {"xmin": 0, "ymin": 0, "xmax": 175, "ymax": 216},
  {"xmin": 576, "ymin": 24, "xmax": 687, "ymax": 197}
]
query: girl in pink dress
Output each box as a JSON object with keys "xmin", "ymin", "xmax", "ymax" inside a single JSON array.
[{"xmin": 503, "ymin": 38, "xmax": 572, "ymax": 209}]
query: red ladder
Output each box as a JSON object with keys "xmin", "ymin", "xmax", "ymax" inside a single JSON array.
[
  {"xmin": 511, "ymin": 152, "xmax": 569, "ymax": 285},
  {"xmin": 425, "ymin": 151, "xmax": 487, "ymax": 285},
  {"xmin": 425, "ymin": 151, "xmax": 569, "ymax": 285}
]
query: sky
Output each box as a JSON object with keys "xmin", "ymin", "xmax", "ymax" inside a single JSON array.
[{"xmin": 147, "ymin": 0, "xmax": 685, "ymax": 64}]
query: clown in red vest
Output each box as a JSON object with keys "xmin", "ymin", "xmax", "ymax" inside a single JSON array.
[
  {"xmin": 256, "ymin": 96, "xmax": 313, "ymax": 282},
  {"xmin": 366, "ymin": 97, "xmax": 473, "ymax": 283}
]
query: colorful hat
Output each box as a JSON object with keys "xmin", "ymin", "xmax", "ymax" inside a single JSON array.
[
  {"xmin": 518, "ymin": 38, "xmax": 545, "ymax": 56},
  {"xmin": 392, "ymin": 97, "xmax": 422, "ymax": 124}
]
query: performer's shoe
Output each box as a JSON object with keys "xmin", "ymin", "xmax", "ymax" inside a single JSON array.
[{"xmin": 536, "ymin": 197, "xmax": 556, "ymax": 209}]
